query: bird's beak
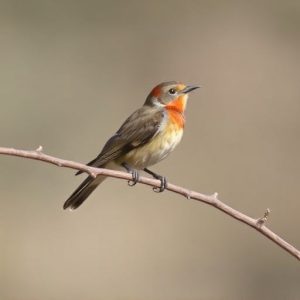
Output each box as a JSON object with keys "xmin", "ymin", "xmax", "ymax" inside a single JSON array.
[{"xmin": 180, "ymin": 85, "xmax": 200, "ymax": 94}]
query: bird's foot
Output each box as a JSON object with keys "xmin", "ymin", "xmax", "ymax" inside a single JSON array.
[
  {"xmin": 128, "ymin": 169, "xmax": 140, "ymax": 186},
  {"xmin": 122, "ymin": 163, "xmax": 140, "ymax": 186},
  {"xmin": 153, "ymin": 175, "xmax": 167, "ymax": 193},
  {"xmin": 143, "ymin": 168, "xmax": 167, "ymax": 193}
]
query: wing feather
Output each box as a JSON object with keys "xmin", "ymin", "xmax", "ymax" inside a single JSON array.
[{"xmin": 76, "ymin": 106, "xmax": 164, "ymax": 174}]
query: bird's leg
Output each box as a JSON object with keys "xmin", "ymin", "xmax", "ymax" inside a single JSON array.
[
  {"xmin": 143, "ymin": 168, "xmax": 167, "ymax": 192},
  {"xmin": 122, "ymin": 163, "xmax": 140, "ymax": 186}
]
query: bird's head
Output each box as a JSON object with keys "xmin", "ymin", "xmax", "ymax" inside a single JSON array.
[{"xmin": 144, "ymin": 81, "xmax": 199, "ymax": 113}]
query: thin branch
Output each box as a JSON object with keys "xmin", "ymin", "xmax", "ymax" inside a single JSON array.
[{"xmin": 0, "ymin": 146, "xmax": 299, "ymax": 261}]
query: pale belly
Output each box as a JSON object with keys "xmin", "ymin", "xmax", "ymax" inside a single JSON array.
[{"xmin": 121, "ymin": 125, "xmax": 183, "ymax": 169}]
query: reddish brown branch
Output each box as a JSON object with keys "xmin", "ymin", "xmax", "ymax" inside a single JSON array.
[{"xmin": 0, "ymin": 146, "xmax": 299, "ymax": 261}]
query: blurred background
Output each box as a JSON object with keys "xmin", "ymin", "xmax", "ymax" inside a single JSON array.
[{"xmin": 1, "ymin": 0, "xmax": 300, "ymax": 299}]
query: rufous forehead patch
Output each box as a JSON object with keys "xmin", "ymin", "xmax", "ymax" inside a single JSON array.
[{"xmin": 151, "ymin": 86, "xmax": 161, "ymax": 97}]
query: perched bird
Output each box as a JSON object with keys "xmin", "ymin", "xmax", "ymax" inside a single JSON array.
[{"xmin": 64, "ymin": 81, "xmax": 199, "ymax": 210}]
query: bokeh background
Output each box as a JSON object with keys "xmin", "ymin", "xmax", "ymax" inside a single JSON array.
[{"xmin": 1, "ymin": 1, "xmax": 300, "ymax": 299}]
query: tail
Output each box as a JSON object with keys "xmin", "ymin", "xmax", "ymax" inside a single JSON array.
[{"xmin": 63, "ymin": 175, "xmax": 106, "ymax": 210}]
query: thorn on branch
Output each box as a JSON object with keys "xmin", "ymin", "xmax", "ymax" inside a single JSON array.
[
  {"xmin": 256, "ymin": 208, "xmax": 271, "ymax": 227},
  {"xmin": 212, "ymin": 192, "xmax": 219, "ymax": 199},
  {"xmin": 185, "ymin": 190, "xmax": 192, "ymax": 200},
  {"xmin": 35, "ymin": 145, "xmax": 43, "ymax": 153},
  {"xmin": 88, "ymin": 170, "xmax": 97, "ymax": 178}
]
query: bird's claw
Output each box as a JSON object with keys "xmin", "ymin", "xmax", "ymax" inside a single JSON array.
[
  {"xmin": 153, "ymin": 176, "xmax": 167, "ymax": 193},
  {"xmin": 128, "ymin": 169, "xmax": 139, "ymax": 186}
]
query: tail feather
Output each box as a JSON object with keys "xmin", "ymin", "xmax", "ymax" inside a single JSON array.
[{"xmin": 63, "ymin": 175, "xmax": 106, "ymax": 210}]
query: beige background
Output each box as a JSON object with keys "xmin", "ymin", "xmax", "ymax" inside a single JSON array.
[{"xmin": 1, "ymin": 1, "xmax": 300, "ymax": 299}]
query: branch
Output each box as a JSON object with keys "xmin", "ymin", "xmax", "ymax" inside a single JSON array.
[{"xmin": 0, "ymin": 146, "xmax": 299, "ymax": 261}]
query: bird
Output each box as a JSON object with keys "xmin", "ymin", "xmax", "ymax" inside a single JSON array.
[{"xmin": 63, "ymin": 81, "xmax": 199, "ymax": 210}]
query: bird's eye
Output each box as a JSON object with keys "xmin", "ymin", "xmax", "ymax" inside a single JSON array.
[{"xmin": 168, "ymin": 88, "xmax": 176, "ymax": 95}]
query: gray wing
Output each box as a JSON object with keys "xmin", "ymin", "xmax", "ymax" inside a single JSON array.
[{"xmin": 76, "ymin": 106, "xmax": 164, "ymax": 174}]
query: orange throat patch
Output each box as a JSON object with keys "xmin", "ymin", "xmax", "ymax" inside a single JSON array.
[{"xmin": 166, "ymin": 95, "xmax": 187, "ymax": 129}]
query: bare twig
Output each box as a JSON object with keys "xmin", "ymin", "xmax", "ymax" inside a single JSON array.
[{"xmin": 0, "ymin": 146, "xmax": 299, "ymax": 261}]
